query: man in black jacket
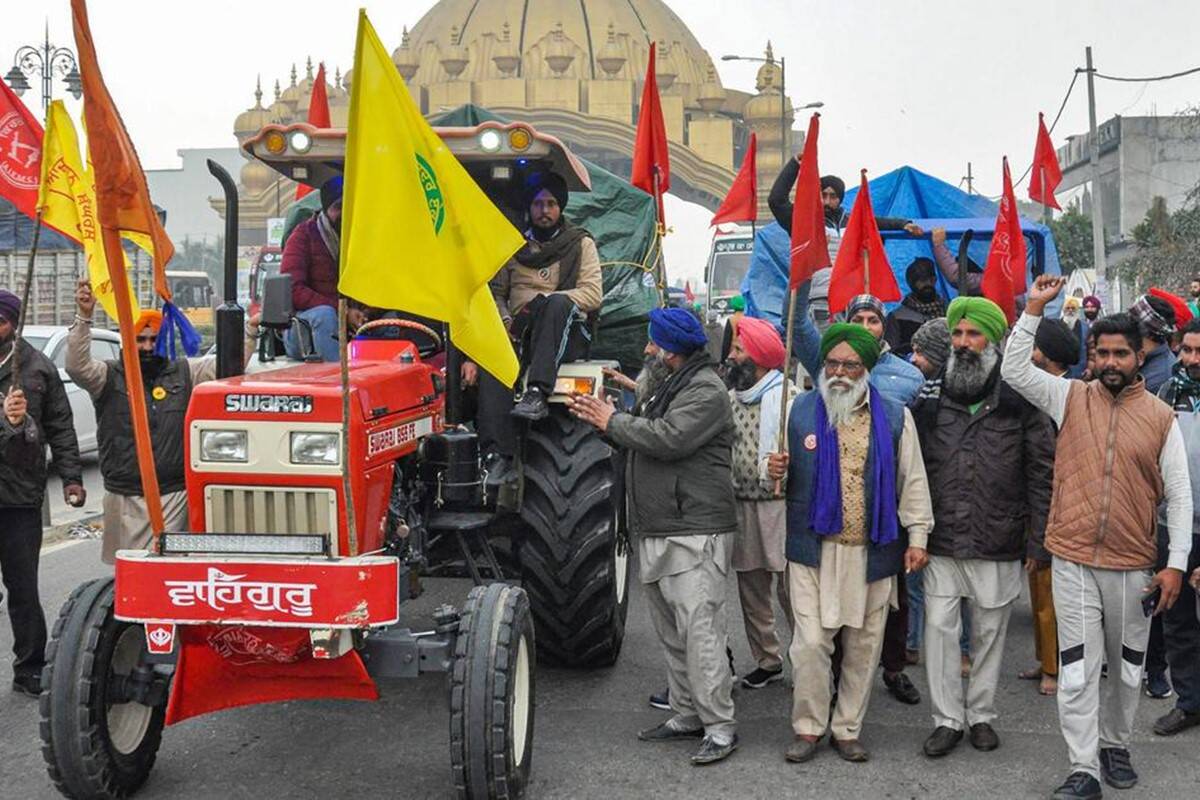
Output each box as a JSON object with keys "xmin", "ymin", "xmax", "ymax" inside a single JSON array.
[
  {"xmin": 912, "ymin": 297, "xmax": 1055, "ymax": 758},
  {"xmin": 0, "ymin": 288, "xmax": 85, "ymax": 696},
  {"xmin": 885, "ymin": 258, "xmax": 947, "ymax": 357}
]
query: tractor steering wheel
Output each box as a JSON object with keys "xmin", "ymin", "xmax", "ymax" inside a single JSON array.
[{"xmin": 353, "ymin": 318, "xmax": 443, "ymax": 359}]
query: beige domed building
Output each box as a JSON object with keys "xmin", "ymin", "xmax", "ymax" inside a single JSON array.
[{"xmin": 219, "ymin": 0, "xmax": 801, "ymax": 243}]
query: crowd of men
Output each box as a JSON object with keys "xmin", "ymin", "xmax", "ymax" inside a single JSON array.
[
  {"xmin": 573, "ymin": 158, "xmax": 1200, "ymax": 800},
  {"xmin": 3, "ymin": 157, "xmax": 1200, "ymax": 800}
]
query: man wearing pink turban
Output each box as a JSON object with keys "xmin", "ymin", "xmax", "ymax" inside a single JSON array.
[{"xmin": 723, "ymin": 316, "xmax": 798, "ymax": 689}]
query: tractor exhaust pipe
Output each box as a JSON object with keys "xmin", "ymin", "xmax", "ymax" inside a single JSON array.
[{"xmin": 208, "ymin": 159, "xmax": 245, "ymax": 378}]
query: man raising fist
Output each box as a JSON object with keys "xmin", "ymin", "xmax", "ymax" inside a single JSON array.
[{"xmin": 1002, "ymin": 275, "xmax": 1193, "ymax": 800}]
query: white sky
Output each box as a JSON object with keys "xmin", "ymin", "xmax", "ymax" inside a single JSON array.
[{"xmin": 9, "ymin": 0, "xmax": 1200, "ymax": 287}]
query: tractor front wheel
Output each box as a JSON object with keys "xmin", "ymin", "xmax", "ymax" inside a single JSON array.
[
  {"xmin": 40, "ymin": 578, "xmax": 167, "ymax": 799},
  {"xmin": 449, "ymin": 583, "xmax": 535, "ymax": 800}
]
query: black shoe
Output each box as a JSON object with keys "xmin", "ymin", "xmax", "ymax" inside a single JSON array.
[
  {"xmin": 785, "ymin": 736, "xmax": 820, "ymax": 763},
  {"xmin": 830, "ymin": 737, "xmax": 870, "ymax": 763},
  {"xmin": 511, "ymin": 388, "xmax": 549, "ymax": 421},
  {"xmin": 649, "ymin": 687, "xmax": 670, "ymax": 711},
  {"xmin": 691, "ymin": 734, "xmax": 738, "ymax": 765},
  {"xmin": 1052, "ymin": 771, "xmax": 1103, "ymax": 800},
  {"xmin": 1153, "ymin": 707, "xmax": 1200, "ymax": 736},
  {"xmin": 1099, "ymin": 747, "xmax": 1137, "ymax": 790},
  {"xmin": 11, "ymin": 673, "xmax": 41, "ymax": 697},
  {"xmin": 883, "ymin": 671, "xmax": 921, "ymax": 705},
  {"xmin": 969, "ymin": 722, "xmax": 1000, "ymax": 751},
  {"xmin": 1144, "ymin": 672, "xmax": 1172, "ymax": 699},
  {"xmin": 638, "ymin": 720, "xmax": 704, "ymax": 742},
  {"xmin": 923, "ymin": 726, "xmax": 963, "ymax": 758},
  {"xmin": 741, "ymin": 666, "xmax": 783, "ymax": 689}
]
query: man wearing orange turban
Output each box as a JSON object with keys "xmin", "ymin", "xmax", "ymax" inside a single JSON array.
[{"xmin": 723, "ymin": 315, "xmax": 798, "ymax": 690}]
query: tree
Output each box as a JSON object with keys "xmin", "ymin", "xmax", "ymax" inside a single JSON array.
[
  {"xmin": 1117, "ymin": 196, "xmax": 1200, "ymax": 293},
  {"xmin": 1048, "ymin": 201, "xmax": 1093, "ymax": 275}
]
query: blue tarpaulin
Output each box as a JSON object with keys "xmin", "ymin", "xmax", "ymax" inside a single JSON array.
[{"xmin": 743, "ymin": 166, "xmax": 1062, "ymax": 325}]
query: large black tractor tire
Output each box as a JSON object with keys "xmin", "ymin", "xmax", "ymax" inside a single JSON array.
[
  {"xmin": 450, "ymin": 583, "xmax": 536, "ymax": 800},
  {"xmin": 40, "ymin": 578, "xmax": 167, "ymax": 799},
  {"xmin": 518, "ymin": 409, "xmax": 630, "ymax": 668}
]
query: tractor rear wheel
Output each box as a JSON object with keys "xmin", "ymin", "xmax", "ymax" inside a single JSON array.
[
  {"xmin": 518, "ymin": 410, "xmax": 630, "ymax": 668},
  {"xmin": 450, "ymin": 583, "xmax": 535, "ymax": 800},
  {"xmin": 40, "ymin": 578, "xmax": 167, "ymax": 799}
]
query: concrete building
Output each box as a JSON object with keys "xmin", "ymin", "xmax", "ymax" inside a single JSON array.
[
  {"xmin": 146, "ymin": 146, "xmax": 243, "ymax": 245},
  {"xmin": 1056, "ymin": 114, "xmax": 1200, "ymax": 261}
]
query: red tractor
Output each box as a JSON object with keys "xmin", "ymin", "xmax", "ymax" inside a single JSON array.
[{"xmin": 39, "ymin": 121, "xmax": 632, "ymax": 799}]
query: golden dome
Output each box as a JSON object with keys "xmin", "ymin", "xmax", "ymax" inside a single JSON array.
[
  {"xmin": 234, "ymin": 77, "xmax": 271, "ymax": 139},
  {"xmin": 403, "ymin": 0, "xmax": 726, "ymax": 90},
  {"xmin": 240, "ymin": 160, "xmax": 275, "ymax": 194},
  {"xmin": 754, "ymin": 42, "xmax": 783, "ymax": 93}
]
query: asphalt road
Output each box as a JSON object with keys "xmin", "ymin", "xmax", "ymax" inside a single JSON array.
[{"xmin": 3, "ymin": 540, "xmax": 1199, "ymax": 799}]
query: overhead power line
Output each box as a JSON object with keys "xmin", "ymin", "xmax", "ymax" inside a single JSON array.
[{"xmin": 1092, "ymin": 65, "xmax": 1200, "ymax": 83}]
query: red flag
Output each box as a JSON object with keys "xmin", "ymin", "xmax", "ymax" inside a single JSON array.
[
  {"xmin": 684, "ymin": 280, "xmax": 695, "ymax": 303},
  {"xmin": 788, "ymin": 114, "xmax": 829, "ymax": 289},
  {"xmin": 1028, "ymin": 112, "xmax": 1062, "ymax": 211},
  {"xmin": 0, "ymin": 80, "xmax": 44, "ymax": 220},
  {"xmin": 631, "ymin": 43, "xmax": 670, "ymax": 223},
  {"xmin": 296, "ymin": 63, "xmax": 331, "ymax": 200},
  {"xmin": 711, "ymin": 133, "xmax": 757, "ymax": 226},
  {"xmin": 982, "ymin": 157, "xmax": 1028, "ymax": 323},
  {"xmin": 828, "ymin": 170, "xmax": 900, "ymax": 313}
]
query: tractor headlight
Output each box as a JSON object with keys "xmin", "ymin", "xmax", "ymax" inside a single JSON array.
[
  {"xmin": 199, "ymin": 430, "xmax": 249, "ymax": 463},
  {"xmin": 479, "ymin": 129, "xmax": 502, "ymax": 153},
  {"xmin": 291, "ymin": 432, "xmax": 340, "ymax": 465},
  {"xmin": 289, "ymin": 130, "xmax": 312, "ymax": 153}
]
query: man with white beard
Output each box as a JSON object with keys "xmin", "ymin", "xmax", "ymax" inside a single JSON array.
[
  {"xmin": 909, "ymin": 297, "xmax": 1055, "ymax": 758},
  {"xmin": 767, "ymin": 324, "xmax": 934, "ymax": 764}
]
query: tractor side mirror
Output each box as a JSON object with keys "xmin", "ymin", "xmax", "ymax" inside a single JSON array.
[{"xmin": 261, "ymin": 274, "xmax": 294, "ymax": 329}]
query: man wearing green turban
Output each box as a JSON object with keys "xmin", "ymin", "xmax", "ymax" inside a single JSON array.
[
  {"xmin": 908, "ymin": 292, "xmax": 1056, "ymax": 760},
  {"xmin": 945, "ymin": 297, "xmax": 1009, "ymax": 345},
  {"xmin": 819, "ymin": 323, "xmax": 882, "ymax": 371},
  {"xmin": 766, "ymin": 322, "xmax": 933, "ymax": 765}
]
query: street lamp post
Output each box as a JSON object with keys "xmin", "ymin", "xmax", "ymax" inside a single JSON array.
[
  {"xmin": 722, "ymin": 50, "xmax": 823, "ymax": 160},
  {"xmin": 5, "ymin": 22, "xmax": 82, "ymax": 110}
]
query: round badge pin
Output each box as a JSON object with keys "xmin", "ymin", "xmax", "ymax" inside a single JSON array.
[
  {"xmin": 804, "ymin": 434, "xmax": 817, "ymax": 451},
  {"xmin": 151, "ymin": 386, "xmax": 167, "ymax": 401}
]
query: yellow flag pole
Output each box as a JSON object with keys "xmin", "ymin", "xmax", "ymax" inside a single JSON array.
[{"xmin": 338, "ymin": 298, "xmax": 358, "ymax": 556}]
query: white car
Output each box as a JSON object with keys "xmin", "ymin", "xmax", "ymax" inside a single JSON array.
[{"xmin": 22, "ymin": 324, "xmax": 122, "ymax": 458}]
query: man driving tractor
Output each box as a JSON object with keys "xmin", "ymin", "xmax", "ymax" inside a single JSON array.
[{"xmin": 280, "ymin": 176, "xmax": 367, "ymax": 361}]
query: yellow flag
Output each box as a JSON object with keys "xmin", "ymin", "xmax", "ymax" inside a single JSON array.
[
  {"xmin": 37, "ymin": 100, "xmax": 142, "ymax": 319},
  {"xmin": 338, "ymin": 11, "xmax": 524, "ymax": 386}
]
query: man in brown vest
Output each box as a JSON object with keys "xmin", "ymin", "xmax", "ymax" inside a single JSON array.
[{"xmin": 1002, "ymin": 275, "xmax": 1193, "ymax": 800}]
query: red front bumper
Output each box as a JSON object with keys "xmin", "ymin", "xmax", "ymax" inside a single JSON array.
[{"xmin": 114, "ymin": 551, "xmax": 400, "ymax": 629}]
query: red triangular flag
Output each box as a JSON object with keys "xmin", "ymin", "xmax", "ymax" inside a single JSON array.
[
  {"xmin": 982, "ymin": 157, "xmax": 1028, "ymax": 323},
  {"xmin": 711, "ymin": 133, "xmax": 757, "ymax": 226},
  {"xmin": 0, "ymin": 78, "xmax": 45, "ymax": 221},
  {"xmin": 684, "ymin": 280, "xmax": 695, "ymax": 303},
  {"xmin": 828, "ymin": 170, "xmax": 900, "ymax": 313},
  {"xmin": 1028, "ymin": 112, "xmax": 1062, "ymax": 210},
  {"xmin": 788, "ymin": 114, "xmax": 829, "ymax": 289},
  {"xmin": 631, "ymin": 43, "xmax": 670, "ymax": 223},
  {"xmin": 296, "ymin": 63, "xmax": 331, "ymax": 200}
]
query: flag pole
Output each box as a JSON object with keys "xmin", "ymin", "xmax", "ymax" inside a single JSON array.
[
  {"xmin": 11, "ymin": 210, "xmax": 44, "ymax": 389},
  {"xmin": 863, "ymin": 246, "xmax": 870, "ymax": 295},
  {"xmin": 101, "ymin": 225, "xmax": 166, "ymax": 541},
  {"xmin": 338, "ymin": 298, "xmax": 359, "ymax": 556},
  {"xmin": 653, "ymin": 167, "xmax": 667, "ymax": 303},
  {"xmin": 774, "ymin": 285, "xmax": 799, "ymax": 495}
]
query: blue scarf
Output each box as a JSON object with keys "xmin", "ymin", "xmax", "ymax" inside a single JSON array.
[{"xmin": 808, "ymin": 384, "xmax": 899, "ymax": 547}]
